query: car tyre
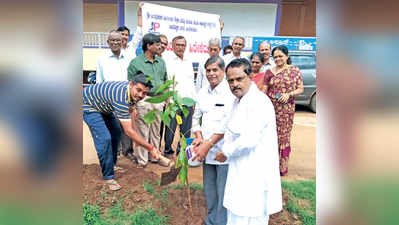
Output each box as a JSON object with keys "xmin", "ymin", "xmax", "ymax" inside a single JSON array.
[{"xmin": 309, "ymin": 94, "xmax": 316, "ymax": 113}]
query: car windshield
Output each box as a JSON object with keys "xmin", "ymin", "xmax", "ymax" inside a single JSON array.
[{"xmin": 290, "ymin": 54, "xmax": 316, "ymax": 70}]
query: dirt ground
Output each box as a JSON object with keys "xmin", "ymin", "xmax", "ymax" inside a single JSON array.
[
  {"xmin": 82, "ymin": 106, "xmax": 315, "ymax": 225},
  {"xmin": 83, "ymin": 158, "xmax": 301, "ymax": 225}
]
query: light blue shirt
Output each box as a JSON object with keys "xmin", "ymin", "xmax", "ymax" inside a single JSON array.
[{"xmin": 96, "ymin": 51, "xmax": 131, "ymax": 83}]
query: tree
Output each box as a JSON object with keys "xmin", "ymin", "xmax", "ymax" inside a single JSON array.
[{"xmin": 143, "ymin": 76, "xmax": 196, "ymax": 218}]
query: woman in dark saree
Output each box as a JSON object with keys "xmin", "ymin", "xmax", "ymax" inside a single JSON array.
[{"xmin": 261, "ymin": 45, "xmax": 304, "ymax": 176}]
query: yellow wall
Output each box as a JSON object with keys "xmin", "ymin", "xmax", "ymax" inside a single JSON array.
[
  {"xmin": 83, "ymin": 48, "xmax": 109, "ymax": 71},
  {"xmin": 83, "ymin": 3, "xmax": 117, "ymax": 32}
]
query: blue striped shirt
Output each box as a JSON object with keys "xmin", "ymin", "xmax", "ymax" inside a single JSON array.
[{"xmin": 82, "ymin": 81, "xmax": 134, "ymax": 120}]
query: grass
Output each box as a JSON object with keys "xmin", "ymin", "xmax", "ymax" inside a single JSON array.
[
  {"xmin": 161, "ymin": 189, "xmax": 169, "ymax": 205},
  {"xmin": 281, "ymin": 180, "xmax": 316, "ymax": 225},
  {"xmin": 83, "ymin": 201, "xmax": 169, "ymax": 225},
  {"xmin": 169, "ymin": 183, "xmax": 203, "ymax": 190},
  {"xmin": 144, "ymin": 180, "xmax": 163, "ymax": 199},
  {"xmin": 143, "ymin": 180, "xmax": 156, "ymax": 194},
  {"xmin": 83, "ymin": 203, "xmax": 108, "ymax": 225}
]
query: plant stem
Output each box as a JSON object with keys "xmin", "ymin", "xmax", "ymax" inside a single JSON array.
[{"xmin": 186, "ymin": 176, "xmax": 194, "ymax": 219}]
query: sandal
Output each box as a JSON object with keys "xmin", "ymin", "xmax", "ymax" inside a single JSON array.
[
  {"xmin": 106, "ymin": 180, "xmax": 122, "ymax": 191},
  {"xmin": 134, "ymin": 164, "xmax": 146, "ymax": 169},
  {"xmin": 114, "ymin": 166, "xmax": 123, "ymax": 171}
]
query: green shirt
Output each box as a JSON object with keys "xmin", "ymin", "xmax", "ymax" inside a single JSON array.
[{"xmin": 127, "ymin": 54, "xmax": 167, "ymax": 95}]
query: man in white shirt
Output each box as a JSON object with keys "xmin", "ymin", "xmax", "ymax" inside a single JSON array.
[
  {"xmin": 96, "ymin": 30, "xmax": 130, "ymax": 83},
  {"xmin": 195, "ymin": 38, "xmax": 223, "ymax": 93},
  {"xmin": 164, "ymin": 35, "xmax": 196, "ymax": 157},
  {"xmin": 117, "ymin": 25, "xmax": 142, "ymax": 62},
  {"xmin": 214, "ymin": 58, "xmax": 282, "ymax": 225},
  {"xmin": 223, "ymin": 36, "xmax": 247, "ymax": 66},
  {"xmin": 117, "ymin": 2, "xmax": 144, "ymax": 62},
  {"xmin": 191, "ymin": 55, "xmax": 235, "ymax": 225},
  {"xmin": 258, "ymin": 41, "xmax": 275, "ymax": 72}
]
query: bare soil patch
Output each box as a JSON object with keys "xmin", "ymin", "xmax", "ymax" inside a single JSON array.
[{"xmin": 83, "ymin": 157, "xmax": 301, "ymax": 225}]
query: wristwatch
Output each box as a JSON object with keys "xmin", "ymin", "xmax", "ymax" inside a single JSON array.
[{"xmin": 207, "ymin": 139, "xmax": 215, "ymax": 147}]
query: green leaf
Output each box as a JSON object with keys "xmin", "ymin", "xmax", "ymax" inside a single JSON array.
[
  {"xmin": 178, "ymin": 165, "xmax": 188, "ymax": 185},
  {"xmin": 182, "ymin": 107, "xmax": 189, "ymax": 118},
  {"xmin": 160, "ymin": 110, "xmax": 171, "ymax": 128},
  {"xmin": 176, "ymin": 96, "xmax": 183, "ymax": 106},
  {"xmin": 182, "ymin": 97, "xmax": 195, "ymax": 107},
  {"xmin": 145, "ymin": 95, "xmax": 168, "ymax": 104},
  {"xmin": 175, "ymin": 148, "xmax": 183, "ymax": 169},
  {"xmin": 179, "ymin": 135, "xmax": 187, "ymax": 153},
  {"xmin": 143, "ymin": 110, "xmax": 157, "ymax": 124},
  {"xmin": 145, "ymin": 91, "xmax": 174, "ymax": 104},
  {"xmin": 173, "ymin": 91, "xmax": 178, "ymax": 103},
  {"xmin": 155, "ymin": 80, "xmax": 173, "ymax": 95},
  {"xmin": 176, "ymin": 142, "xmax": 188, "ymax": 185},
  {"xmin": 170, "ymin": 104, "xmax": 178, "ymax": 118}
]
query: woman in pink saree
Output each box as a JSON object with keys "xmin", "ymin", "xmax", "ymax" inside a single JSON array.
[{"xmin": 261, "ymin": 45, "xmax": 304, "ymax": 176}]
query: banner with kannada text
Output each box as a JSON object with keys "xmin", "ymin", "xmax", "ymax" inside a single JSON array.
[{"xmin": 142, "ymin": 3, "xmax": 221, "ymax": 63}]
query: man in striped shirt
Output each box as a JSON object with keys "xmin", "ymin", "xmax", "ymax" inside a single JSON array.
[{"xmin": 82, "ymin": 73, "xmax": 162, "ymax": 191}]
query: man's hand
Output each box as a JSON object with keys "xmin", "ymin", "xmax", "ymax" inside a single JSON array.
[
  {"xmin": 149, "ymin": 146, "xmax": 162, "ymax": 160},
  {"xmin": 192, "ymin": 141, "xmax": 212, "ymax": 162},
  {"xmin": 214, "ymin": 152, "xmax": 227, "ymax": 162},
  {"xmin": 191, "ymin": 137, "xmax": 203, "ymax": 148},
  {"xmin": 137, "ymin": 2, "xmax": 143, "ymax": 27},
  {"xmin": 137, "ymin": 2, "xmax": 143, "ymax": 16}
]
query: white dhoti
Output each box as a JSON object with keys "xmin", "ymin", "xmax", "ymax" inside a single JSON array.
[{"xmin": 226, "ymin": 210, "xmax": 269, "ymax": 225}]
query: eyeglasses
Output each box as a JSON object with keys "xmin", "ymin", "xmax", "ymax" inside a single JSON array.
[{"xmin": 108, "ymin": 39, "xmax": 121, "ymax": 43}]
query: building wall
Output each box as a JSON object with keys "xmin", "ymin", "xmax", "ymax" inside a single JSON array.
[
  {"xmin": 83, "ymin": 3, "xmax": 118, "ymax": 32},
  {"xmin": 125, "ymin": 0, "xmax": 278, "ymax": 37},
  {"xmin": 278, "ymin": 0, "xmax": 315, "ymax": 36}
]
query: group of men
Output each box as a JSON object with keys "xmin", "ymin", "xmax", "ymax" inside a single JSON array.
[{"xmin": 83, "ymin": 2, "xmax": 282, "ymax": 225}]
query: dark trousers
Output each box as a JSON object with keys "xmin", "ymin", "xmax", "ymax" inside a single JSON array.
[
  {"xmin": 164, "ymin": 106, "xmax": 193, "ymax": 155},
  {"xmin": 83, "ymin": 111, "xmax": 121, "ymax": 180},
  {"xmin": 203, "ymin": 163, "xmax": 228, "ymax": 225},
  {"xmin": 119, "ymin": 129, "xmax": 133, "ymax": 156}
]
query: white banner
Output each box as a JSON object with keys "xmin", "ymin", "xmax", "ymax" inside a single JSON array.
[{"xmin": 142, "ymin": 3, "xmax": 221, "ymax": 63}]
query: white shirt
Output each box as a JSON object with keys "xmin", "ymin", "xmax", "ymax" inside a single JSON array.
[
  {"xmin": 222, "ymin": 83, "xmax": 282, "ymax": 217},
  {"xmin": 96, "ymin": 50, "xmax": 130, "ymax": 83},
  {"xmin": 223, "ymin": 52, "xmax": 247, "ymax": 66},
  {"xmin": 165, "ymin": 53, "xmax": 196, "ymax": 100},
  {"xmin": 192, "ymin": 79, "xmax": 235, "ymax": 165},
  {"xmin": 260, "ymin": 58, "xmax": 276, "ymax": 73},
  {"xmin": 122, "ymin": 26, "xmax": 143, "ymax": 62}
]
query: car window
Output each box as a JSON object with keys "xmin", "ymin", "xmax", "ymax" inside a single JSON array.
[{"xmin": 290, "ymin": 54, "xmax": 316, "ymax": 70}]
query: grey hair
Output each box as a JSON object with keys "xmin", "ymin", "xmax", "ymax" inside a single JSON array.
[
  {"xmin": 233, "ymin": 36, "xmax": 245, "ymax": 44},
  {"xmin": 259, "ymin": 40, "xmax": 271, "ymax": 48},
  {"xmin": 208, "ymin": 38, "xmax": 221, "ymax": 47}
]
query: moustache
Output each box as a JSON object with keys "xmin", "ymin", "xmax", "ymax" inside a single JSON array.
[{"xmin": 232, "ymin": 87, "xmax": 241, "ymax": 92}]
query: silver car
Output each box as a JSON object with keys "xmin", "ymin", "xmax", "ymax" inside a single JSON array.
[{"xmin": 290, "ymin": 50, "xmax": 316, "ymax": 112}]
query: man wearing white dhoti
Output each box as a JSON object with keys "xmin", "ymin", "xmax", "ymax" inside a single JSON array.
[{"xmin": 214, "ymin": 58, "xmax": 282, "ymax": 225}]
